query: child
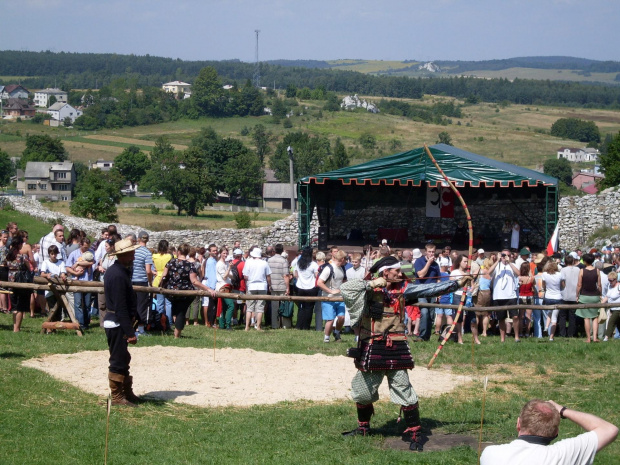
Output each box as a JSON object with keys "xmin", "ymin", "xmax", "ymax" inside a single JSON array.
[
  {"xmin": 39, "ymin": 245, "xmax": 67, "ymax": 311},
  {"xmin": 435, "ymin": 259, "xmax": 455, "ymax": 335}
]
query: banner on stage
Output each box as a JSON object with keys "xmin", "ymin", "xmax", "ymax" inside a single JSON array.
[{"xmin": 425, "ymin": 187, "xmax": 454, "ymax": 218}]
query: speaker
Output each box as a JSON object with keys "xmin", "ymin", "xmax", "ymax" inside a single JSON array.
[{"xmin": 318, "ymin": 226, "xmax": 328, "ymax": 250}]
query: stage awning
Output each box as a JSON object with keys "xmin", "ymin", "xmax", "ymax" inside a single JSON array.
[{"xmin": 300, "ymin": 144, "xmax": 558, "ymax": 188}]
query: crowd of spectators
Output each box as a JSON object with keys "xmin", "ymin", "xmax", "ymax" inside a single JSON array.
[{"xmin": 1, "ymin": 219, "xmax": 620, "ymax": 343}]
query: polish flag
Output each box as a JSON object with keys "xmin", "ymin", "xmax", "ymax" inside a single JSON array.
[{"xmin": 546, "ymin": 223, "xmax": 559, "ymax": 256}]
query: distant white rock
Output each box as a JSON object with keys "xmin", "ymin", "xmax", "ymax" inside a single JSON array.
[
  {"xmin": 418, "ymin": 62, "xmax": 441, "ymax": 73},
  {"xmin": 340, "ymin": 94, "xmax": 379, "ymax": 113}
]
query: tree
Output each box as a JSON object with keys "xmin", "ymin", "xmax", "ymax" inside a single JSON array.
[
  {"xmin": 543, "ymin": 157, "xmax": 573, "ymax": 185},
  {"xmin": 113, "ymin": 145, "xmax": 151, "ymax": 190},
  {"xmin": 222, "ymin": 147, "xmax": 264, "ymax": 200},
  {"xmin": 0, "ymin": 150, "xmax": 13, "ymax": 188},
  {"xmin": 63, "ymin": 116, "xmax": 72, "ymax": 127},
  {"xmin": 19, "ymin": 135, "xmax": 67, "ymax": 169},
  {"xmin": 270, "ymin": 132, "xmax": 331, "ymax": 182},
  {"xmin": 598, "ymin": 132, "xmax": 620, "ymax": 189},
  {"xmin": 359, "ymin": 132, "xmax": 376, "ymax": 150},
  {"xmin": 48, "ymin": 95, "xmax": 57, "ymax": 107},
  {"xmin": 285, "ymin": 84, "xmax": 297, "ymax": 98},
  {"xmin": 325, "ymin": 138, "xmax": 349, "ymax": 171},
  {"xmin": 70, "ymin": 169, "xmax": 124, "ymax": 221},
  {"xmin": 437, "ymin": 131, "xmax": 453, "ymax": 146},
  {"xmin": 550, "ymin": 118, "xmax": 601, "ymax": 143},
  {"xmin": 252, "ymin": 124, "xmax": 273, "ymax": 165},
  {"xmin": 191, "ymin": 66, "xmax": 226, "ymax": 116},
  {"xmin": 141, "ymin": 136, "xmax": 215, "ymax": 216}
]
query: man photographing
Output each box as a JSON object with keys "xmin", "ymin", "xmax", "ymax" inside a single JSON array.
[{"xmin": 481, "ymin": 399, "xmax": 618, "ymax": 465}]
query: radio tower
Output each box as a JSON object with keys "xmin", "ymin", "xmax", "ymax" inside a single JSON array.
[{"xmin": 253, "ymin": 29, "xmax": 261, "ymax": 88}]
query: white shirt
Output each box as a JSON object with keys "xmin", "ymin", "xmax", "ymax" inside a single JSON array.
[
  {"xmin": 215, "ymin": 260, "xmax": 232, "ymax": 291},
  {"xmin": 492, "ymin": 262, "xmax": 518, "ymax": 300},
  {"xmin": 542, "ymin": 272, "xmax": 563, "ymax": 300},
  {"xmin": 40, "ymin": 259, "xmax": 66, "ymax": 297},
  {"xmin": 480, "ymin": 431, "xmax": 598, "ymax": 465},
  {"xmin": 242, "ymin": 258, "xmax": 271, "ymax": 291},
  {"xmin": 295, "ymin": 261, "xmax": 319, "ymax": 290}
]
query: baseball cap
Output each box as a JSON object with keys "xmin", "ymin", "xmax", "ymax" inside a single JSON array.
[
  {"xmin": 233, "ymin": 248, "xmax": 243, "ymax": 256},
  {"xmin": 477, "ymin": 248, "xmax": 485, "ymax": 254}
]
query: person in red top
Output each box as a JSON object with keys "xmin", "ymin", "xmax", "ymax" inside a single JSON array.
[
  {"xmin": 230, "ymin": 248, "xmax": 246, "ymax": 325},
  {"xmin": 518, "ymin": 262, "xmax": 535, "ymax": 338}
]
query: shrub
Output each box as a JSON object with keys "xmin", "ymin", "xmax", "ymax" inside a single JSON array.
[
  {"xmin": 150, "ymin": 204, "xmax": 160, "ymax": 215},
  {"xmin": 234, "ymin": 211, "xmax": 252, "ymax": 229}
]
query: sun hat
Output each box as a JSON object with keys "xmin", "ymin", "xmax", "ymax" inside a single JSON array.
[
  {"xmin": 412, "ymin": 248, "xmax": 422, "ymax": 259},
  {"xmin": 438, "ymin": 257, "xmax": 450, "ymax": 268},
  {"xmin": 108, "ymin": 238, "xmax": 140, "ymax": 256},
  {"xmin": 250, "ymin": 247, "xmax": 262, "ymax": 258},
  {"xmin": 534, "ymin": 253, "xmax": 546, "ymax": 264}
]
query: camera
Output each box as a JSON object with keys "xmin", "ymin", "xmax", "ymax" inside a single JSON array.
[{"xmin": 501, "ymin": 253, "xmax": 507, "ymax": 258}]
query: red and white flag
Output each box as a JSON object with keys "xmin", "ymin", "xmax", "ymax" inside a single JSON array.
[
  {"xmin": 546, "ymin": 223, "xmax": 559, "ymax": 256},
  {"xmin": 426, "ymin": 186, "xmax": 454, "ymax": 218}
]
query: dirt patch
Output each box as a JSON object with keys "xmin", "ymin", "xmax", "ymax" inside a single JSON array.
[
  {"xmin": 83, "ymin": 134, "xmax": 187, "ymax": 150},
  {"xmin": 22, "ymin": 346, "xmax": 472, "ymax": 408}
]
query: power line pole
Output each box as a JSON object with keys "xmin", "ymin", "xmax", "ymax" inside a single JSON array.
[{"xmin": 253, "ymin": 30, "xmax": 261, "ymax": 88}]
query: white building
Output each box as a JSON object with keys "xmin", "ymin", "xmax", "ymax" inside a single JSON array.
[
  {"xmin": 162, "ymin": 81, "xmax": 191, "ymax": 97},
  {"xmin": 33, "ymin": 88, "xmax": 68, "ymax": 107},
  {"xmin": 46, "ymin": 103, "xmax": 83, "ymax": 123},
  {"xmin": 557, "ymin": 147, "xmax": 600, "ymax": 163}
]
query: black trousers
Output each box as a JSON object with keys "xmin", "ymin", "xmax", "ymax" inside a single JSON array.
[
  {"xmin": 133, "ymin": 281, "xmax": 149, "ymax": 325},
  {"xmin": 296, "ymin": 287, "xmax": 318, "ymax": 330},
  {"xmin": 172, "ymin": 297, "xmax": 194, "ymax": 331},
  {"xmin": 558, "ymin": 301, "xmax": 577, "ymax": 337},
  {"xmin": 207, "ymin": 296, "xmax": 218, "ymax": 326},
  {"xmin": 106, "ymin": 326, "xmax": 131, "ymax": 376}
]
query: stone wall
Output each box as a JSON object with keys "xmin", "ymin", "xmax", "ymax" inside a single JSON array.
[
  {"xmin": 0, "ymin": 196, "xmax": 318, "ymax": 250},
  {"xmin": 558, "ymin": 187, "xmax": 620, "ymax": 250}
]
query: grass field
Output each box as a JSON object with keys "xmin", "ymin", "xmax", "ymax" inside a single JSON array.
[
  {"xmin": 1, "ymin": 97, "xmax": 619, "ymax": 170},
  {"xmin": 452, "ymin": 67, "xmax": 620, "ymax": 85},
  {"xmin": 0, "ymin": 313, "xmax": 618, "ymax": 465}
]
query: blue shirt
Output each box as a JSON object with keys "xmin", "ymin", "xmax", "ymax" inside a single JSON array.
[
  {"xmin": 414, "ymin": 256, "xmax": 440, "ymax": 283},
  {"xmin": 439, "ymin": 272, "xmax": 453, "ymax": 304},
  {"xmin": 131, "ymin": 246, "xmax": 153, "ymax": 283},
  {"xmin": 66, "ymin": 249, "xmax": 94, "ymax": 281},
  {"xmin": 206, "ymin": 256, "xmax": 217, "ymax": 289}
]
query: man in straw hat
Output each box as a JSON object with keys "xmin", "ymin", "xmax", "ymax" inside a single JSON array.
[
  {"xmin": 340, "ymin": 255, "xmax": 471, "ymax": 451},
  {"xmin": 102, "ymin": 238, "xmax": 141, "ymax": 406}
]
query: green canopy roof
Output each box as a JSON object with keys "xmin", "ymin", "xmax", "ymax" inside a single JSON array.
[{"xmin": 300, "ymin": 144, "xmax": 557, "ymax": 188}]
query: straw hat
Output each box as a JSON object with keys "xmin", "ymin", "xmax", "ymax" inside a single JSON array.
[
  {"xmin": 533, "ymin": 253, "xmax": 546, "ymax": 264},
  {"xmin": 109, "ymin": 238, "xmax": 140, "ymax": 256}
]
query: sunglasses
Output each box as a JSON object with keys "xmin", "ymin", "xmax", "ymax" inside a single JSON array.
[{"xmin": 0, "ymin": 230, "xmax": 7, "ymax": 234}]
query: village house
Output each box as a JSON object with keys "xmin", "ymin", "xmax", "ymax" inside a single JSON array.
[
  {"xmin": 2, "ymin": 98, "xmax": 36, "ymax": 118},
  {"xmin": 20, "ymin": 162, "xmax": 76, "ymax": 201},
  {"xmin": 557, "ymin": 147, "xmax": 600, "ymax": 163},
  {"xmin": 91, "ymin": 159, "xmax": 114, "ymax": 171},
  {"xmin": 262, "ymin": 169, "xmax": 296, "ymax": 210},
  {"xmin": 162, "ymin": 81, "xmax": 191, "ymax": 98},
  {"xmin": 0, "ymin": 84, "xmax": 29, "ymax": 100},
  {"xmin": 572, "ymin": 171, "xmax": 605, "ymax": 194},
  {"xmin": 33, "ymin": 88, "xmax": 68, "ymax": 107},
  {"xmin": 46, "ymin": 102, "xmax": 83, "ymax": 123}
]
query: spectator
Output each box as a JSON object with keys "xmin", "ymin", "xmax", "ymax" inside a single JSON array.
[
  {"xmin": 0, "ymin": 229, "xmax": 9, "ymax": 313},
  {"xmin": 476, "ymin": 258, "xmax": 493, "ymax": 337},
  {"xmin": 39, "ymin": 244, "xmax": 67, "ymax": 316},
  {"xmin": 267, "ymin": 244, "xmax": 290, "ymax": 329},
  {"xmin": 185, "ymin": 248, "xmax": 202, "ymax": 326},
  {"xmin": 152, "ymin": 240, "xmax": 173, "ymax": 327},
  {"xmin": 346, "ymin": 253, "xmax": 366, "ymax": 338},
  {"xmin": 559, "ymin": 255, "xmax": 580, "ymax": 337},
  {"xmin": 476, "ymin": 248, "xmax": 486, "ymax": 266},
  {"xmin": 215, "ymin": 246, "xmax": 234, "ymax": 330},
  {"xmin": 4, "ymin": 235, "xmax": 33, "ymax": 332},
  {"xmin": 518, "ymin": 262, "xmax": 534, "ymax": 337},
  {"xmin": 95, "ymin": 224, "xmax": 118, "ymax": 265},
  {"xmin": 480, "ymin": 399, "xmax": 618, "ymax": 465},
  {"xmin": 160, "ymin": 243, "xmax": 215, "ymax": 339},
  {"xmin": 294, "ymin": 247, "xmax": 318, "ymax": 330},
  {"xmin": 317, "ymin": 250, "xmax": 347, "ymax": 343},
  {"xmin": 40, "ymin": 224, "xmax": 66, "ymax": 263},
  {"xmin": 230, "ymin": 249, "xmax": 246, "ymax": 325},
  {"xmin": 576, "ymin": 254, "xmax": 601, "ymax": 343},
  {"xmin": 542, "ymin": 260, "xmax": 563, "ymax": 342},
  {"xmin": 17, "ymin": 230, "xmax": 36, "ymax": 317},
  {"xmin": 488, "ymin": 248, "xmax": 521, "ymax": 342},
  {"xmin": 131, "ymin": 231, "xmax": 154, "ymax": 334},
  {"xmin": 202, "ymin": 243, "xmax": 219, "ymax": 328},
  {"xmin": 602, "ymin": 271, "xmax": 620, "ymax": 342},
  {"xmin": 414, "ymin": 243, "xmax": 441, "ymax": 340},
  {"xmin": 449, "ymin": 254, "xmax": 470, "ymax": 344},
  {"xmin": 435, "ymin": 260, "xmax": 454, "ymax": 337},
  {"xmin": 66, "ymin": 238, "xmax": 95, "ymax": 330},
  {"xmin": 243, "ymin": 247, "xmax": 271, "ymax": 331},
  {"xmin": 65, "ymin": 229, "xmax": 82, "ymax": 257},
  {"xmin": 5, "ymin": 222, "xmax": 18, "ymax": 247}
]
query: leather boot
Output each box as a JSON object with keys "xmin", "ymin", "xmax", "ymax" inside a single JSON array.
[
  {"xmin": 123, "ymin": 375, "xmax": 142, "ymax": 404},
  {"xmin": 108, "ymin": 372, "xmax": 136, "ymax": 407},
  {"xmin": 401, "ymin": 402, "xmax": 422, "ymax": 451},
  {"xmin": 342, "ymin": 403, "xmax": 374, "ymax": 436}
]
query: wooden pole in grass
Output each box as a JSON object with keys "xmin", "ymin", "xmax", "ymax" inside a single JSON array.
[
  {"xmin": 478, "ymin": 376, "xmax": 489, "ymax": 463},
  {"xmin": 104, "ymin": 394, "xmax": 111, "ymax": 465}
]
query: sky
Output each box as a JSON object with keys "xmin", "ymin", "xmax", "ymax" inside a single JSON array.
[{"xmin": 3, "ymin": 0, "xmax": 619, "ymax": 63}]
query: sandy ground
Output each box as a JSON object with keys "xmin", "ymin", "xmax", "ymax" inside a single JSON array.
[{"xmin": 22, "ymin": 346, "xmax": 471, "ymax": 408}]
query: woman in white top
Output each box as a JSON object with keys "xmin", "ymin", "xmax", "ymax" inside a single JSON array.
[
  {"xmin": 294, "ymin": 247, "xmax": 319, "ymax": 330},
  {"xmin": 216, "ymin": 247, "xmax": 235, "ymax": 329},
  {"xmin": 602, "ymin": 271, "xmax": 620, "ymax": 342},
  {"xmin": 542, "ymin": 260, "xmax": 564, "ymax": 341},
  {"xmin": 449, "ymin": 254, "xmax": 469, "ymax": 344}
]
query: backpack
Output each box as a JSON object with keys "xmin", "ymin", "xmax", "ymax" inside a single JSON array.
[
  {"xmin": 145, "ymin": 298, "xmax": 169, "ymax": 332},
  {"xmin": 229, "ymin": 260, "xmax": 242, "ymax": 289},
  {"xmin": 315, "ymin": 263, "xmax": 347, "ymax": 287}
]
